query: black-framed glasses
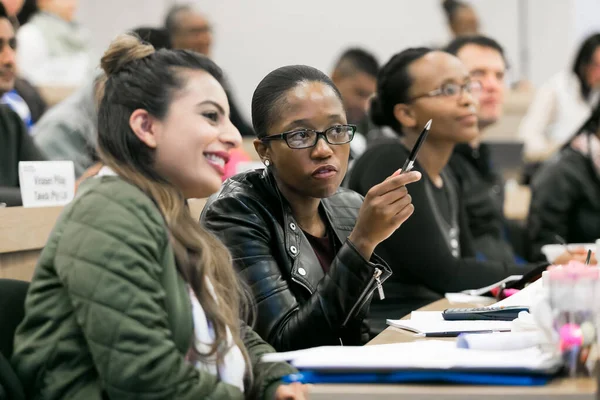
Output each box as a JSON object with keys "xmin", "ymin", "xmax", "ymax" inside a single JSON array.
[
  {"xmin": 410, "ymin": 80, "xmax": 482, "ymax": 102},
  {"xmin": 260, "ymin": 124, "xmax": 356, "ymax": 149}
]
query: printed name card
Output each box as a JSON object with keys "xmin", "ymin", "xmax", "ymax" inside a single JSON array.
[{"xmin": 19, "ymin": 161, "xmax": 75, "ymax": 208}]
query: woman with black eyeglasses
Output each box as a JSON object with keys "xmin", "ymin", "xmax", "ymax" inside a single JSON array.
[
  {"xmin": 201, "ymin": 65, "xmax": 421, "ymax": 351},
  {"xmin": 348, "ymin": 48, "xmax": 547, "ymax": 329}
]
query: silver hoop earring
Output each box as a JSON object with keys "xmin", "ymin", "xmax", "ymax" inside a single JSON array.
[{"xmin": 264, "ymin": 159, "xmax": 270, "ymax": 167}]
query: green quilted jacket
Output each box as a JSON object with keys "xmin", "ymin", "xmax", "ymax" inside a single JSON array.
[{"xmin": 11, "ymin": 176, "xmax": 295, "ymax": 399}]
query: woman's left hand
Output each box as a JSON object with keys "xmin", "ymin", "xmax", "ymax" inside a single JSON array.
[{"xmin": 274, "ymin": 382, "xmax": 310, "ymax": 399}]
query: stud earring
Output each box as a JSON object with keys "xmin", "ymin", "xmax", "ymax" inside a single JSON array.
[{"xmin": 264, "ymin": 159, "xmax": 270, "ymax": 167}]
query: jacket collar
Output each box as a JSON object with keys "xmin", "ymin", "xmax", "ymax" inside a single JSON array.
[{"xmin": 259, "ymin": 168, "xmax": 355, "ymax": 293}]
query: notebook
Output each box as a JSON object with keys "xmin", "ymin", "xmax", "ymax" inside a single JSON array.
[{"xmin": 386, "ymin": 311, "xmax": 513, "ymax": 335}]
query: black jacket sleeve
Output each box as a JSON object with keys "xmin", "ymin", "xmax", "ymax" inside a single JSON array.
[{"xmin": 527, "ymin": 153, "xmax": 580, "ymax": 261}]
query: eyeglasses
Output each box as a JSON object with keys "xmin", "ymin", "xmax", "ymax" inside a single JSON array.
[
  {"xmin": 260, "ymin": 124, "xmax": 356, "ymax": 149},
  {"xmin": 410, "ymin": 80, "xmax": 482, "ymax": 102}
]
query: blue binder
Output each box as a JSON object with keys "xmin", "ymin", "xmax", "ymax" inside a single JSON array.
[{"xmin": 283, "ymin": 370, "xmax": 553, "ymax": 386}]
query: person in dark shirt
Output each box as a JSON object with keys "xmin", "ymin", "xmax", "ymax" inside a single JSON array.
[
  {"xmin": 445, "ymin": 35, "xmax": 515, "ymax": 262},
  {"xmin": 164, "ymin": 4, "xmax": 254, "ymax": 137},
  {"xmin": 202, "ymin": 64, "xmax": 421, "ymax": 349},
  {"xmin": 347, "ymin": 48, "xmax": 557, "ymax": 328},
  {"xmin": 0, "ymin": 2, "xmax": 44, "ymax": 206},
  {"xmin": 528, "ymin": 104, "xmax": 600, "ymax": 262},
  {"xmin": 0, "ymin": 104, "xmax": 45, "ymax": 206}
]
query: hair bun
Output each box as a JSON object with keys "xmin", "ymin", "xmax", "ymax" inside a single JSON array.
[
  {"xmin": 369, "ymin": 95, "xmax": 390, "ymax": 127},
  {"xmin": 101, "ymin": 33, "xmax": 155, "ymax": 76}
]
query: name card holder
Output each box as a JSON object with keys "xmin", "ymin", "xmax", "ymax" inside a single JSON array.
[{"xmin": 18, "ymin": 161, "xmax": 75, "ymax": 208}]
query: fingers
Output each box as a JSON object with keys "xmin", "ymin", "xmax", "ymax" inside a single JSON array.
[
  {"xmin": 391, "ymin": 202, "xmax": 416, "ymax": 226},
  {"xmin": 370, "ymin": 171, "xmax": 421, "ymax": 197},
  {"xmin": 275, "ymin": 383, "xmax": 309, "ymax": 400}
]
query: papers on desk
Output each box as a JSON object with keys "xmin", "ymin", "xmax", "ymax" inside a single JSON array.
[
  {"xmin": 263, "ymin": 340, "xmax": 562, "ymax": 375},
  {"xmin": 386, "ymin": 311, "xmax": 512, "ymax": 335},
  {"xmin": 495, "ymin": 279, "xmax": 543, "ymax": 307}
]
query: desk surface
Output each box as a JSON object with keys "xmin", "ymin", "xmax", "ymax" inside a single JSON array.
[{"xmin": 308, "ymin": 298, "xmax": 596, "ymax": 399}]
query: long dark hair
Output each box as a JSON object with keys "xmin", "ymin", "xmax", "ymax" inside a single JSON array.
[
  {"xmin": 98, "ymin": 33, "xmax": 252, "ymax": 371},
  {"xmin": 370, "ymin": 47, "xmax": 433, "ymax": 134},
  {"xmin": 251, "ymin": 65, "xmax": 342, "ymax": 138},
  {"xmin": 572, "ymin": 33, "xmax": 600, "ymax": 100}
]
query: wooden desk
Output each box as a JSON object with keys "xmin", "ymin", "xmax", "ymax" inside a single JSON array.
[
  {"xmin": 308, "ymin": 298, "xmax": 596, "ymax": 399},
  {"xmin": 0, "ymin": 206, "xmax": 63, "ymax": 281}
]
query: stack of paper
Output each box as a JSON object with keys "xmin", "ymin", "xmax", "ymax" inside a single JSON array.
[
  {"xmin": 262, "ymin": 340, "xmax": 561, "ymax": 374},
  {"xmin": 386, "ymin": 311, "xmax": 513, "ymax": 335},
  {"xmin": 494, "ymin": 280, "xmax": 544, "ymax": 307}
]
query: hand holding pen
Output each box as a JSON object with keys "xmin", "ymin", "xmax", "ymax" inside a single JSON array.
[{"xmin": 348, "ymin": 120, "xmax": 431, "ymax": 260}]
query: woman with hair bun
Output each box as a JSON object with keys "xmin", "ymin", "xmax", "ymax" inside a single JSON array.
[{"xmin": 12, "ymin": 33, "xmax": 306, "ymax": 400}]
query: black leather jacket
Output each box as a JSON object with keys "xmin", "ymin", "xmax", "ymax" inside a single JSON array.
[{"xmin": 201, "ymin": 169, "xmax": 392, "ymax": 351}]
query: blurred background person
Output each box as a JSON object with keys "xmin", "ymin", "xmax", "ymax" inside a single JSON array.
[
  {"xmin": 33, "ymin": 27, "xmax": 170, "ymax": 178},
  {"xmin": 445, "ymin": 35, "xmax": 518, "ymax": 263},
  {"xmin": 0, "ymin": 0, "xmax": 46, "ymax": 129},
  {"xmin": 442, "ymin": 0, "xmax": 479, "ymax": 38},
  {"xmin": 16, "ymin": 0, "xmax": 92, "ymax": 86},
  {"xmin": 331, "ymin": 48, "xmax": 379, "ymax": 160},
  {"xmin": 165, "ymin": 3, "xmax": 254, "ymax": 137},
  {"xmin": 518, "ymin": 33, "xmax": 600, "ymax": 162},
  {"xmin": 527, "ymin": 101, "xmax": 600, "ymax": 262}
]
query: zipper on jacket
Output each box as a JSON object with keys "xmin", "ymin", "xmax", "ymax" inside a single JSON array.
[
  {"xmin": 374, "ymin": 268, "xmax": 385, "ymax": 300},
  {"xmin": 341, "ymin": 267, "xmax": 383, "ymax": 328}
]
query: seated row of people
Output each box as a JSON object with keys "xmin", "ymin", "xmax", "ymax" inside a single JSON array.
[{"xmin": 7, "ymin": 30, "xmax": 600, "ymax": 400}]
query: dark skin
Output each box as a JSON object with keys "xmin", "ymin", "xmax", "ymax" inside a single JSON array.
[
  {"xmin": 393, "ymin": 51, "xmax": 479, "ymax": 187},
  {"xmin": 255, "ymin": 81, "xmax": 421, "ymax": 259}
]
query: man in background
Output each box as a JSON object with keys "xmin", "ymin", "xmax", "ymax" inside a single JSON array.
[
  {"xmin": 0, "ymin": 1, "xmax": 44, "ymax": 206},
  {"xmin": 331, "ymin": 48, "xmax": 379, "ymax": 160},
  {"xmin": 165, "ymin": 4, "xmax": 254, "ymax": 137},
  {"xmin": 0, "ymin": 0, "xmax": 46, "ymax": 128},
  {"xmin": 445, "ymin": 35, "xmax": 516, "ymax": 262}
]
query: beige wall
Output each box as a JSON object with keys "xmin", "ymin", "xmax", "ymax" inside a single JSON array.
[{"xmin": 76, "ymin": 0, "xmax": 597, "ymax": 120}]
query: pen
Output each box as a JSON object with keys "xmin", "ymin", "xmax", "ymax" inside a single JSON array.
[
  {"xmin": 585, "ymin": 249, "xmax": 592, "ymax": 265},
  {"xmin": 401, "ymin": 119, "xmax": 432, "ymax": 173},
  {"xmin": 416, "ymin": 329, "xmax": 510, "ymax": 338}
]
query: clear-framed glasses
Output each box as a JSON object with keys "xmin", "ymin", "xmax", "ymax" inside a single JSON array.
[
  {"xmin": 260, "ymin": 124, "xmax": 356, "ymax": 149},
  {"xmin": 410, "ymin": 80, "xmax": 482, "ymax": 101}
]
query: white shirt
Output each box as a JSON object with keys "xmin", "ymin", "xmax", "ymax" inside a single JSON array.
[
  {"xmin": 518, "ymin": 71, "xmax": 599, "ymax": 160},
  {"xmin": 16, "ymin": 22, "xmax": 91, "ymax": 86}
]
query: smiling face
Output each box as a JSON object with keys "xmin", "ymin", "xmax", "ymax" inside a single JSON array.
[
  {"xmin": 402, "ymin": 51, "xmax": 479, "ymax": 144},
  {"xmin": 134, "ymin": 69, "xmax": 241, "ymax": 199},
  {"xmin": 259, "ymin": 81, "xmax": 349, "ymax": 199}
]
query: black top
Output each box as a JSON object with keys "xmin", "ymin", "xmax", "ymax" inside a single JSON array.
[
  {"xmin": 0, "ymin": 105, "xmax": 46, "ymax": 206},
  {"xmin": 527, "ymin": 141, "xmax": 600, "ymax": 261},
  {"xmin": 348, "ymin": 139, "xmax": 537, "ymax": 327},
  {"xmin": 201, "ymin": 169, "xmax": 392, "ymax": 350},
  {"xmin": 302, "ymin": 228, "xmax": 337, "ymax": 274},
  {"xmin": 14, "ymin": 78, "xmax": 47, "ymax": 124},
  {"xmin": 448, "ymin": 143, "xmax": 514, "ymax": 263}
]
